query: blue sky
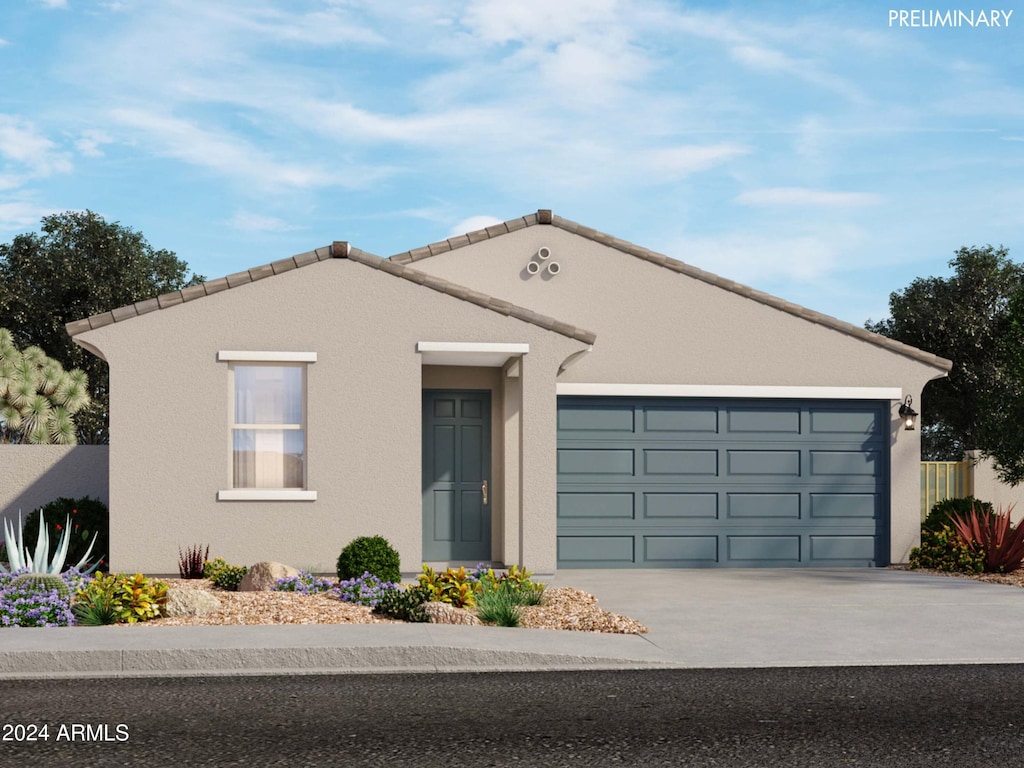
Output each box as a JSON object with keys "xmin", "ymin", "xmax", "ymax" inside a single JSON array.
[{"xmin": 0, "ymin": 1, "xmax": 1021, "ymax": 326}]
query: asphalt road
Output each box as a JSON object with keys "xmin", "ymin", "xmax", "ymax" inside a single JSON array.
[{"xmin": 3, "ymin": 665, "xmax": 1024, "ymax": 767}]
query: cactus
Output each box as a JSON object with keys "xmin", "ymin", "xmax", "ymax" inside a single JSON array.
[{"xmin": 11, "ymin": 572, "xmax": 71, "ymax": 599}]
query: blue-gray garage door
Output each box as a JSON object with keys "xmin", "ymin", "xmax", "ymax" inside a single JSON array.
[{"xmin": 556, "ymin": 398, "xmax": 889, "ymax": 568}]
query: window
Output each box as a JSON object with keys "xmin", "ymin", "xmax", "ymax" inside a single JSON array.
[{"xmin": 217, "ymin": 352, "xmax": 316, "ymax": 501}]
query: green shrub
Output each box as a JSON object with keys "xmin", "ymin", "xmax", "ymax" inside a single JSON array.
[
  {"xmin": 336, "ymin": 536, "xmax": 401, "ymax": 583},
  {"xmin": 374, "ymin": 585, "xmax": 431, "ymax": 622},
  {"xmin": 20, "ymin": 496, "xmax": 108, "ymax": 573},
  {"xmin": 73, "ymin": 572, "xmax": 168, "ymax": 624},
  {"xmin": 909, "ymin": 526, "xmax": 985, "ymax": 573},
  {"xmin": 203, "ymin": 558, "xmax": 247, "ymax": 591},
  {"xmin": 923, "ymin": 496, "xmax": 993, "ymax": 533}
]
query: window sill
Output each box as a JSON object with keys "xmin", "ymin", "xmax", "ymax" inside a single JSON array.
[{"xmin": 217, "ymin": 489, "xmax": 318, "ymax": 501}]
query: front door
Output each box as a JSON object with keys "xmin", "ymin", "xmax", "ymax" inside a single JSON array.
[{"xmin": 422, "ymin": 390, "xmax": 492, "ymax": 562}]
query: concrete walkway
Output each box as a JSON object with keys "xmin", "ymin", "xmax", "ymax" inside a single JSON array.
[{"xmin": 1, "ymin": 569, "xmax": 1022, "ymax": 679}]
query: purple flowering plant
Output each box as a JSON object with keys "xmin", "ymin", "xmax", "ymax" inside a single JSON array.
[
  {"xmin": 0, "ymin": 569, "xmax": 75, "ymax": 628},
  {"xmin": 272, "ymin": 570, "xmax": 335, "ymax": 595},
  {"xmin": 335, "ymin": 571, "xmax": 397, "ymax": 607}
]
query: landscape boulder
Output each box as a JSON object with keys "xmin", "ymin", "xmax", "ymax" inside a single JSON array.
[
  {"xmin": 238, "ymin": 561, "xmax": 300, "ymax": 592},
  {"xmin": 162, "ymin": 588, "xmax": 222, "ymax": 618},
  {"xmin": 423, "ymin": 602, "xmax": 481, "ymax": 626}
]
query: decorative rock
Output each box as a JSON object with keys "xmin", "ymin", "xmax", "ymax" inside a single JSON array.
[
  {"xmin": 162, "ymin": 589, "xmax": 222, "ymax": 618},
  {"xmin": 238, "ymin": 561, "xmax": 300, "ymax": 592},
  {"xmin": 423, "ymin": 601, "xmax": 482, "ymax": 626}
]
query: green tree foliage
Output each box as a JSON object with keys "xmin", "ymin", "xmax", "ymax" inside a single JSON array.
[
  {"xmin": 0, "ymin": 211, "xmax": 204, "ymax": 443},
  {"xmin": 866, "ymin": 246, "xmax": 1024, "ymax": 469},
  {"xmin": 979, "ymin": 289, "xmax": 1024, "ymax": 484},
  {"xmin": 0, "ymin": 328, "xmax": 90, "ymax": 444}
]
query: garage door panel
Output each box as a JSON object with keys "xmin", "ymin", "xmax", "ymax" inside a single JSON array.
[
  {"xmin": 810, "ymin": 408, "xmax": 884, "ymax": 435},
  {"xmin": 810, "ymin": 493, "xmax": 877, "ymax": 519},
  {"xmin": 558, "ymin": 535, "xmax": 634, "ymax": 564},
  {"xmin": 644, "ymin": 535, "xmax": 718, "ymax": 563},
  {"xmin": 727, "ymin": 493, "xmax": 800, "ymax": 519},
  {"xmin": 810, "ymin": 450, "xmax": 882, "ymax": 476},
  {"xmin": 643, "ymin": 407, "xmax": 718, "ymax": 433},
  {"xmin": 727, "ymin": 535, "xmax": 801, "ymax": 562},
  {"xmin": 644, "ymin": 492, "xmax": 718, "ymax": 519},
  {"xmin": 558, "ymin": 448, "xmax": 634, "ymax": 476},
  {"xmin": 727, "ymin": 450, "xmax": 801, "ymax": 476},
  {"xmin": 558, "ymin": 492, "xmax": 635, "ymax": 520},
  {"xmin": 810, "ymin": 535, "xmax": 877, "ymax": 561},
  {"xmin": 643, "ymin": 449, "xmax": 718, "ymax": 476},
  {"xmin": 727, "ymin": 408, "xmax": 801, "ymax": 434},
  {"xmin": 557, "ymin": 404, "xmax": 635, "ymax": 433}
]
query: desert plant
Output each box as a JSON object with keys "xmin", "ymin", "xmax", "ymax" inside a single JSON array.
[
  {"xmin": 203, "ymin": 559, "xmax": 248, "ymax": 591},
  {"xmin": 475, "ymin": 585, "xmax": 522, "ymax": 627},
  {"xmin": 20, "ymin": 497, "xmax": 108, "ymax": 573},
  {"xmin": 71, "ymin": 589, "xmax": 119, "ymax": 626},
  {"xmin": 1, "ymin": 510, "xmax": 99, "ymax": 575},
  {"xmin": 273, "ymin": 570, "xmax": 335, "ymax": 594},
  {"xmin": 0, "ymin": 575, "xmax": 75, "ymax": 627},
  {"xmin": 11, "ymin": 572, "xmax": 69, "ymax": 599},
  {"xmin": 336, "ymin": 572, "xmax": 397, "ymax": 607},
  {"xmin": 178, "ymin": 544, "xmax": 209, "ymax": 579},
  {"xmin": 909, "ymin": 526, "xmax": 986, "ymax": 573},
  {"xmin": 336, "ymin": 535, "xmax": 401, "ymax": 583},
  {"xmin": 950, "ymin": 504, "xmax": 1024, "ymax": 573},
  {"xmin": 374, "ymin": 585, "xmax": 431, "ymax": 622},
  {"xmin": 923, "ymin": 496, "xmax": 994, "ymax": 533},
  {"xmin": 0, "ymin": 327, "xmax": 90, "ymax": 444},
  {"xmin": 74, "ymin": 572, "xmax": 168, "ymax": 624}
]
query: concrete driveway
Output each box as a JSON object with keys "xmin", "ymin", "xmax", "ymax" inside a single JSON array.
[{"xmin": 550, "ymin": 568, "xmax": 1024, "ymax": 668}]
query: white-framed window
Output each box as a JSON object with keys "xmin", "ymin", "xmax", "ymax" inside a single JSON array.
[{"xmin": 216, "ymin": 352, "xmax": 317, "ymax": 501}]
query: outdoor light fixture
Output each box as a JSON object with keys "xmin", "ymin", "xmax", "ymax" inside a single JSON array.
[{"xmin": 899, "ymin": 395, "xmax": 918, "ymax": 431}]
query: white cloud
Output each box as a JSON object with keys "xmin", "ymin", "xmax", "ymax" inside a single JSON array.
[
  {"xmin": 462, "ymin": 0, "xmax": 619, "ymax": 45},
  {"xmin": 0, "ymin": 201, "xmax": 59, "ymax": 233},
  {"xmin": 74, "ymin": 129, "xmax": 114, "ymax": 157},
  {"xmin": 448, "ymin": 215, "xmax": 503, "ymax": 237},
  {"xmin": 735, "ymin": 188, "xmax": 882, "ymax": 208},
  {"xmin": 228, "ymin": 211, "xmax": 301, "ymax": 232},
  {"xmin": 34, "ymin": 0, "xmax": 68, "ymax": 8},
  {"xmin": 641, "ymin": 144, "xmax": 750, "ymax": 180},
  {"xmin": 0, "ymin": 115, "xmax": 72, "ymax": 178},
  {"xmin": 108, "ymin": 108, "xmax": 359, "ymax": 189}
]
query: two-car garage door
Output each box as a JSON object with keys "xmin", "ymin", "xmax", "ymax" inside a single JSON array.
[{"xmin": 556, "ymin": 397, "xmax": 889, "ymax": 568}]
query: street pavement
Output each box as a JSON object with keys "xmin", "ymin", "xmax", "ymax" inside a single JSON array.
[{"xmin": 0, "ymin": 568, "xmax": 1022, "ymax": 679}]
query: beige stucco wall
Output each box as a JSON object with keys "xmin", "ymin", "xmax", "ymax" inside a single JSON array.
[
  {"xmin": 75, "ymin": 258, "xmax": 587, "ymax": 574},
  {"xmin": 0, "ymin": 446, "xmax": 109, "ymax": 528},
  {"xmin": 965, "ymin": 452, "xmax": 1024, "ymax": 525},
  {"xmin": 409, "ymin": 226, "xmax": 950, "ymax": 564}
]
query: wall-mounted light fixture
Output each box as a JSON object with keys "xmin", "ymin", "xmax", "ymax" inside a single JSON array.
[{"xmin": 898, "ymin": 395, "xmax": 918, "ymax": 431}]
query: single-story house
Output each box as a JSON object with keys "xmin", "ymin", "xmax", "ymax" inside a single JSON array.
[{"xmin": 66, "ymin": 210, "xmax": 951, "ymax": 575}]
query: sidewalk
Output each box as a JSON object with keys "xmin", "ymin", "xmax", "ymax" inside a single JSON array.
[{"xmin": 1, "ymin": 569, "xmax": 1022, "ymax": 679}]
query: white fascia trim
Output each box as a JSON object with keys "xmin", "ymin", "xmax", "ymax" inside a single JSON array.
[
  {"xmin": 556, "ymin": 384, "xmax": 904, "ymax": 400},
  {"xmin": 218, "ymin": 351, "xmax": 317, "ymax": 362},
  {"xmin": 416, "ymin": 342, "xmax": 529, "ymax": 355},
  {"xmin": 218, "ymin": 489, "xmax": 318, "ymax": 501}
]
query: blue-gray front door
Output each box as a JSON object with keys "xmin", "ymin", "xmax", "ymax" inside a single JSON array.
[
  {"xmin": 557, "ymin": 397, "xmax": 889, "ymax": 568},
  {"xmin": 422, "ymin": 390, "xmax": 492, "ymax": 562}
]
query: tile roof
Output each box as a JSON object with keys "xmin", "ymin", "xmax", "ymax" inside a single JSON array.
[
  {"xmin": 64, "ymin": 242, "xmax": 597, "ymax": 346},
  {"xmin": 389, "ymin": 210, "xmax": 953, "ymax": 372}
]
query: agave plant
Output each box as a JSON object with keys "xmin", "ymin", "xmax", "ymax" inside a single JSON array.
[
  {"xmin": 1, "ymin": 510, "xmax": 100, "ymax": 575},
  {"xmin": 950, "ymin": 504, "xmax": 1024, "ymax": 574}
]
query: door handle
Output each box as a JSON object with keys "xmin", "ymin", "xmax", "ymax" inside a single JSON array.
[{"xmin": 482, "ymin": 480, "xmax": 488, "ymax": 505}]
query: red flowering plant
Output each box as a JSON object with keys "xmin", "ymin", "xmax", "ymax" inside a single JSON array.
[{"xmin": 20, "ymin": 497, "xmax": 108, "ymax": 574}]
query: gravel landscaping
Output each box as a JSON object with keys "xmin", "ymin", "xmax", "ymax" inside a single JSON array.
[{"xmin": 141, "ymin": 578, "xmax": 649, "ymax": 634}]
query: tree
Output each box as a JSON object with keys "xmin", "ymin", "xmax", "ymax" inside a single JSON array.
[
  {"xmin": 866, "ymin": 245, "xmax": 1024, "ymax": 466},
  {"xmin": 0, "ymin": 211, "xmax": 204, "ymax": 443},
  {"xmin": 0, "ymin": 328, "xmax": 90, "ymax": 444},
  {"xmin": 977, "ymin": 288, "xmax": 1024, "ymax": 484}
]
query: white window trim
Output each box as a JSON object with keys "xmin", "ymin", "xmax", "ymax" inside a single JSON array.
[
  {"xmin": 555, "ymin": 384, "xmax": 904, "ymax": 400},
  {"xmin": 218, "ymin": 489, "xmax": 317, "ymax": 501},
  {"xmin": 218, "ymin": 351, "xmax": 317, "ymax": 362},
  {"xmin": 219, "ymin": 352, "xmax": 317, "ymax": 501}
]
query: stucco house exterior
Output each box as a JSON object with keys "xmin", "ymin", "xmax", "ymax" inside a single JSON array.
[{"xmin": 66, "ymin": 210, "xmax": 951, "ymax": 575}]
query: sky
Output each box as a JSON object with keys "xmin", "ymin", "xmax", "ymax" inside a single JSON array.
[{"xmin": 0, "ymin": 0, "xmax": 1021, "ymax": 327}]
